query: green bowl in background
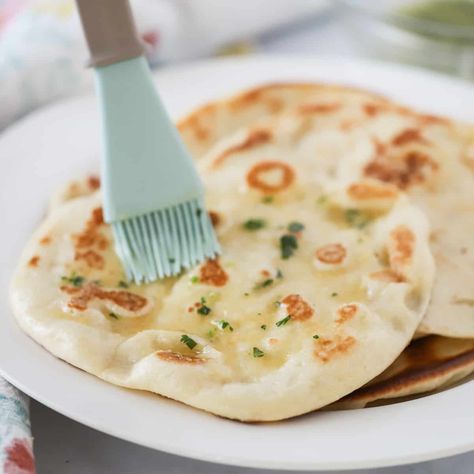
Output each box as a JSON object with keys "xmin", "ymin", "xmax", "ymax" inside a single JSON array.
[{"xmin": 336, "ymin": 0, "xmax": 474, "ymax": 80}]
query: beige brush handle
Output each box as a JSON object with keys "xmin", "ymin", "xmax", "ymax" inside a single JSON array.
[{"xmin": 75, "ymin": 0, "xmax": 144, "ymax": 68}]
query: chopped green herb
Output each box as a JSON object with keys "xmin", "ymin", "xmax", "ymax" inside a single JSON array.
[
  {"xmin": 197, "ymin": 305, "xmax": 212, "ymax": 316},
  {"xmin": 243, "ymin": 218, "xmax": 266, "ymax": 231},
  {"xmin": 280, "ymin": 234, "xmax": 298, "ymax": 259},
  {"xmin": 276, "ymin": 269, "xmax": 284, "ymax": 279},
  {"xmin": 214, "ymin": 320, "xmax": 234, "ymax": 331},
  {"xmin": 253, "ymin": 347, "xmax": 265, "ymax": 358},
  {"xmin": 276, "ymin": 315, "xmax": 291, "ymax": 327},
  {"xmin": 108, "ymin": 312, "xmax": 119, "ymax": 320},
  {"xmin": 206, "ymin": 329, "xmax": 217, "ymax": 339},
  {"xmin": 262, "ymin": 196, "xmax": 274, "ymax": 204},
  {"xmin": 261, "ymin": 324, "xmax": 267, "ymax": 330},
  {"xmin": 317, "ymin": 195, "xmax": 328, "ymax": 204},
  {"xmin": 344, "ymin": 209, "xmax": 372, "ymax": 229},
  {"xmin": 200, "ymin": 296, "xmax": 206, "ymax": 304},
  {"xmin": 196, "ymin": 208, "xmax": 203, "ymax": 217},
  {"xmin": 118, "ymin": 280, "xmax": 129, "ymax": 288},
  {"xmin": 331, "ymin": 292, "xmax": 338, "ymax": 297},
  {"xmin": 190, "ymin": 276, "xmax": 200, "ymax": 284},
  {"xmin": 288, "ymin": 221, "xmax": 305, "ymax": 233},
  {"xmin": 180, "ymin": 335, "xmax": 197, "ymax": 350},
  {"xmin": 254, "ymin": 278, "xmax": 274, "ymax": 290},
  {"xmin": 313, "ymin": 334, "xmax": 320, "ymax": 340},
  {"xmin": 244, "ymin": 292, "xmax": 250, "ymax": 296},
  {"xmin": 61, "ymin": 273, "xmax": 85, "ymax": 287}
]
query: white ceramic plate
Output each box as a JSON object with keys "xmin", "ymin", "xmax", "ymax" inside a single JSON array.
[{"xmin": 1, "ymin": 56, "xmax": 473, "ymax": 471}]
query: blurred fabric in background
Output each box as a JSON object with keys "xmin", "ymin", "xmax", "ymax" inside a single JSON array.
[{"xmin": 0, "ymin": 0, "xmax": 328, "ymax": 128}]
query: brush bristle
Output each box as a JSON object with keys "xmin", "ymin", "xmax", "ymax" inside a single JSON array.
[{"xmin": 112, "ymin": 199, "xmax": 220, "ymax": 283}]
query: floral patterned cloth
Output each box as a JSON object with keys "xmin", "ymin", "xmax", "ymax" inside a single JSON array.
[{"xmin": 0, "ymin": 379, "xmax": 35, "ymax": 474}]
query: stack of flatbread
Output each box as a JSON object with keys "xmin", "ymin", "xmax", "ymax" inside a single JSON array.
[{"xmin": 11, "ymin": 83, "xmax": 474, "ymax": 420}]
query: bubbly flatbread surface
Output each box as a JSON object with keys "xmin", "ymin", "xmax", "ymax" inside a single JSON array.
[
  {"xmin": 11, "ymin": 85, "xmax": 435, "ymax": 419},
  {"xmin": 179, "ymin": 83, "xmax": 474, "ymax": 338}
]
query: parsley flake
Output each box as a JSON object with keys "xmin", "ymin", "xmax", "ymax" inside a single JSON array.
[
  {"xmin": 280, "ymin": 234, "xmax": 298, "ymax": 259},
  {"xmin": 197, "ymin": 305, "xmax": 212, "ymax": 316},
  {"xmin": 276, "ymin": 315, "xmax": 291, "ymax": 327},
  {"xmin": 190, "ymin": 276, "xmax": 200, "ymax": 284},
  {"xmin": 262, "ymin": 196, "xmax": 274, "ymax": 204},
  {"xmin": 253, "ymin": 347, "xmax": 265, "ymax": 358},
  {"xmin": 313, "ymin": 334, "xmax": 320, "ymax": 340},
  {"xmin": 108, "ymin": 312, "xmax": 119, "ymax": 320},
  {"xmin": 317, "ymin": 195, "xmax": 327, "ymax": 205},
  {"xmin": 254, "ymin": 278, "xmax": 274, "ymax": 290},
  {"xmin": 276, "ymin": 269, "xmax": 284, "ymax": 279},
  {"xmin": 344, "ymin": 209, "xmax": 372, "ymax": 229},
  {"xmin": 118, "ymin": 280, "xmax": 129, "ymax": 288},
  {"xmin": 261, "ymin": 324, "xmax": 267, "ymax": 330},
  {"xmin": 180, "ymin": 335, "xmax": 197, "ymax": 350},
  {"xmin": 214, "ymin": 320, "xmax": 234, "ymax": 331},
  {"xmin": 243, "ymin": 219, "xmax": 266, "ymax": 231},
  {"xmin": 61, "ymin": 273, "xmax": 85, "ymax": 287},
  {"xmin": 288, "ymin": 221, "xmax": 305, "ymax": 233},
  {"xmin": 331, "ymin": 292, "xmax": 338, "ymax": 297}
]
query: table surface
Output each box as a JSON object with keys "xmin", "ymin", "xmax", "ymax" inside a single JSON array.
[{"xmin": 27, "ymin": 7, "xmax": 474, "ymax": 473}]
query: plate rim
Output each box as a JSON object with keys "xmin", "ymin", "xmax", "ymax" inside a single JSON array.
[{"xmin": 1, "ymin": 54, "xmax": 474, "ymax": 471}]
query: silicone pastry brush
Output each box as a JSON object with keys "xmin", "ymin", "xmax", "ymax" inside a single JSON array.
[{"xmin": 75, "ymin": 0, "xmax": 219, "ymax": 283}]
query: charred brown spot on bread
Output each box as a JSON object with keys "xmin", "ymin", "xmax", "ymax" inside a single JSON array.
[
  {"xmin": 281, "ymin": 294, "xmax": 314, "ymax": 321},
  {"xmin": 364, "ymin": 150, "xmax": 439, "ymax": 189},
  {"xmin": 74, "ymin": 207, "xmax": 108, "ymax": 252},
  {"xmin": 370, "ymin": 269, "xmax": 405, "ymax": 283},
  {"xmin": 339, "ymin": 119, "xmax": 360, "ymax": 132},
  {"xmin": 246, "ymin": 160, "xmax": 295, "ymax": 194},
  {"xmin": 372, "ymin": 138, "xmax": 387, "ymax": 156},
  {"xmin": 156, "ymin": 350, "xmax": 206, "ymax": 365},
  {"xmin": 87, "ymin": 175, "xmax": 101, "ymax": 190},
  {"xmin": 391, "ymin": 128, "xmax": 427, "ymax": 147},
  {"xmin": 177, "ymin": 104, "xmax": 215, "ymax": 142},
  {"xmin": 199, "ymin": 259, "xmax": 228, "ymax": 287},
  {"xmin": 388, "ymin": 226, "xmax": 415, "ymax": 272},
  {"xmin": 39, "ymin": 236, "xmax": 51, "ymax": 245},
  {"xmin": 336, "ymin": 304, "xmax": 358, "ymax": 324},
  {"xmin": 347, "ymin": 182, "xmax": 398, "ymax": 200},
  {"xmin": 298, "ymin": 103, "xmax": 341, "ymax": 114},
  {"xmin": 209, "ymin": 211, "xmax": 220, "ymax": 227},
  {"xmin": 363, "ymin": 103, "xmax": 384, "ymax": 117},
  {"xmin": 183, "ymin": 116, "xmax": 208, "ymax": 141},
  {"xmin": 214, "ymin": 129, "xmax": 272, "ymax": 167},
  {"xmin": 314, "ymin": 335, "xmax": 356, "ymax": 363},
  {"xmin": 315, "ymin": 243, "xmax": 347, "ymax": 265},
  {"xmin": 74, "ymin": 250, "xmax": 105, "ymax": 270},
  {"xmin": 28, "ymin": 256, "xmax": 40, "ymax": 267},
  {"xmin": 419, "ymin": 113, "xmax": 449, "ymax": 126},
  {"xmin": 64, "ymin": 283, "xmax": 148, "ymax": 313}
]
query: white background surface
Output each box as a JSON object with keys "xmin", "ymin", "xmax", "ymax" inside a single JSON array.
[{"xmin": 19, "ymin": 7, "xmax": 474, "ymax": 473}]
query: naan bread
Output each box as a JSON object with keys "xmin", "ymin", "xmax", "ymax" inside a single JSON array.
[
  {"xmin": 178, "ymin": 83, "xmax": 474, "ymax": 338},
  {"xmin": 332, "ymin": 336, "xmax": 474, "ymax": 409},
  {"xmin": 11, "ymin": 130, "xmax": 434, "ymax": 420}
]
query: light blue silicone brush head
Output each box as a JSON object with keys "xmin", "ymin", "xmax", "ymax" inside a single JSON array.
[{"xmin": 76, "ymin": 0, "xmax": 220, "ymax": 283}]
